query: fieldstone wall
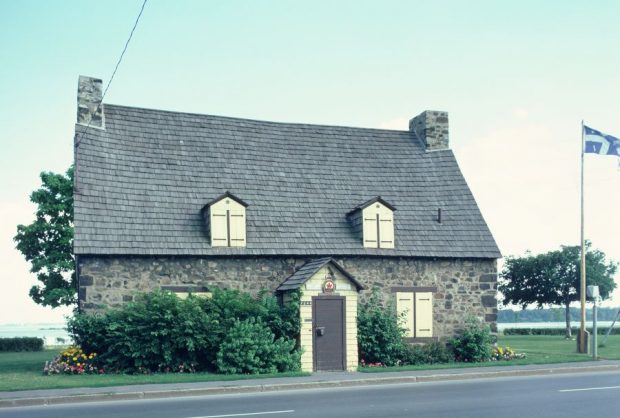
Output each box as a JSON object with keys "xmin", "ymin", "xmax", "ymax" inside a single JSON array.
[
  {"xmin": 78, "ymin": 255, "xmax": 497, "ymax": 337},
  {"xmin": 77, "ymin": 75, "xmax": 104, "ymax": 128},
  {"xmin": 409, "ymin": 110, "xmax": 449, "ymax": 150}
]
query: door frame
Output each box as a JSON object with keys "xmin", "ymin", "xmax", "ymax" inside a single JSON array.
[{"xmin": 312, "ymin": 295, "xmax": 347, "ymax": 371}]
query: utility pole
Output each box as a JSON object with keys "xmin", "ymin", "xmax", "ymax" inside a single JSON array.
[{"xmin": 587, "ymin": 285, "xmax": 599, "ymax": 359}]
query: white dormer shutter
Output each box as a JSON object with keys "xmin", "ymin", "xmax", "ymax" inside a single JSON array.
[
  {"xmin": 363, "ymin": 215, "xmax": 378, "ymax": 248},
  {"xmin": 210, "ymin": 209, "xmax": 228, "ymax": 246},
  {"xmin": 229, "ymin": 209, "xmax": 246, "ymax": 247},
  {"xmin": 415, "ymin": 292, "xmax": 433, "ymax": 337},
  {"xmin": 379, "ymin": 211, "xmax": 394, "ymax": 248}
]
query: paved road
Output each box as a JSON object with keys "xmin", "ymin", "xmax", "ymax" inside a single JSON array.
[{"xmin": 4, "ymin": 371, "xmax": 620, "ymax": 418}]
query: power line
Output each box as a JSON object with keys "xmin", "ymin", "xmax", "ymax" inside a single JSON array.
[
  {"xmin": 102, "ymin": 0, "xmax": 148, "ymax": 104},
  {"xmin": 75, "ymin": 0, "xmax": 148, "ymax": 147}
]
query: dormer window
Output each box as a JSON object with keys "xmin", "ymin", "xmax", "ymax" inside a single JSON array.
[
  {"xmin": 347, "ymin": 197, "xmax": 396, "ymax": 249},
  {"xmin": 202, "ymin": 192, "xmax": 248, "ymax": 247}
]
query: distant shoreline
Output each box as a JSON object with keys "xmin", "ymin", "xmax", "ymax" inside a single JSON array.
[
  {"xmin": 0, "ymin": 323, "xmax": 71, "ymax": 346},
  {"xmin": 1, "ymin": 321, "xmax": 616, "ymax": 343}
]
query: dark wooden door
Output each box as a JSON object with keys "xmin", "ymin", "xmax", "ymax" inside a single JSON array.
[{"xmin": 313, "ymin": 297, "xmax": 345, "ymax": 371}]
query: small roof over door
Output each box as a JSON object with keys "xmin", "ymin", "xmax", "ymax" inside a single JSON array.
[{"xmin": 276, "ymin": 257, "xmax": 364, "ymax": 292}]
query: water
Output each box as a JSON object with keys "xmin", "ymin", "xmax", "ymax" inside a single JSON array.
[
  {"xmin": 498, "ymin": 321, "xmax": 617, "ymax": 331},
  {"xmin": 0, "ymin": 323, "xmax": 72, "ymax": 346},
  {"xmin": 2, "ymin": 321, "xmax": 616, "ymax": 345}
]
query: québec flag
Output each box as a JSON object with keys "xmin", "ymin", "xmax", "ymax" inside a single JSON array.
[{"xmin": 584, "ymin": 125, "xmax": 620, "ymax": 156}]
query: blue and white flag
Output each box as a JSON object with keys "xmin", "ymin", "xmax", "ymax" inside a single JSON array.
[{"xmin": 584, "ymin": 125, "xmax": 620, "ymax": 156}]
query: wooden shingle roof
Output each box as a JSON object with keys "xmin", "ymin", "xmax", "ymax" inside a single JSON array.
[
  {"xmin": 276, "ymin": 257, "xmax": 364, "ymax": 292},
  {"xmin": 73, "ymin": 104, "xmax": 501, "ymax": 258}
]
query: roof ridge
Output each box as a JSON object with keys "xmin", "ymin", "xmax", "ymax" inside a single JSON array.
[{"xmin": 104, "ymin": 103, "xmax": 419, "ymax": 135}]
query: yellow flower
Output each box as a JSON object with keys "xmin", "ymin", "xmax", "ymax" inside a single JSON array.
[{"xmin": 73, "ymin": 357, "xmax": 78, "ymax": 361}]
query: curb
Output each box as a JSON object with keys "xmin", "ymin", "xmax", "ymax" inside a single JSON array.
[{"xmin": 2, "ymin": 364, "xmax": 620, "ymax": 409}]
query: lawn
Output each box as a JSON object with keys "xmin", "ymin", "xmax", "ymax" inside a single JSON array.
[
  {"xmin": 0, "ymin": 349, "xmax": 307, "ymax": 392},
  {"xmin": 499, "ymin": 334, "xmax": 620, "ymax": 362},
  {"xmin": 3, "ymin": 335, "xmax": 619, "ymax": 391},
  {"xmin": 359, "ymin": 334, "xmax": 620, "ymax": 373}
]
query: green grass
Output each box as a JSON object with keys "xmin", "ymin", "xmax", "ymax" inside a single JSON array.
[
  {"xmin": 359, "ymin": 334, "xmax": 620, "ymax": 373},
  {"xmin": 499, "ymin": 334, "xmax": 620, "ymax": 361},
  {"xmin": 0, "ymin": 349, "xmax": 308, "ymax": 392},
  {"xmin": 4, "ymin": 335, "xmax": 620, "ymax": 391}
]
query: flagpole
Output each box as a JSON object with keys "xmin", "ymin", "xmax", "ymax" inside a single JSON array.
[{"xmin": 579, "ymin": 120, "xmax": 587, "ymax": 353}]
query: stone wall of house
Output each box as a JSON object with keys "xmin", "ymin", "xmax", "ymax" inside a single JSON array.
[{"xmin": 77, "ymin": 255, "xmax": 498, "ymax": 337}]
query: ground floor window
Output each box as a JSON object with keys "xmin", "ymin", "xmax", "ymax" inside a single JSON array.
[{"xmin": 393, "ymin": 287, "xmax": 436, "ymax": 339}]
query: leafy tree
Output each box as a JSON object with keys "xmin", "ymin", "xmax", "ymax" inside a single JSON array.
[
  {"xmin": 499, "ymin": 243, "xmax": 617, "ymax": 338},
  {"xmin": 14, "ymin": 166, "xmax": 75, "ymax": 307}
]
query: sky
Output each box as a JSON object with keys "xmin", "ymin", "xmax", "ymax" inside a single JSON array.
[{"xmin": 1, "ymin": 0, "xmax": 619, "ymax": 324}]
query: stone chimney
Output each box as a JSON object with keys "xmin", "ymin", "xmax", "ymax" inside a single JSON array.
[
  {"xmin": 409, "ymin": 110, "xmax": 449, "ymax": 150},
  {"xmin": 77, "ymin": 75, "xmax": 104, "ymax": 128}
]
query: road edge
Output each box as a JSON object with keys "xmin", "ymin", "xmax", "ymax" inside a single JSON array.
[{"xmin": 2, "ymin": 363, "xmax": 620, "ymax": 409}]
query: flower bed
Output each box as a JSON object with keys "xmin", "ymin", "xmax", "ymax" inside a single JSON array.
[
  {"xmin": 43, "ymin": 346, "xmax": 103, "ymax": 375},
  {"xmin": 491, "ymin": 345, "xmax": 526, "ymax": 361}
]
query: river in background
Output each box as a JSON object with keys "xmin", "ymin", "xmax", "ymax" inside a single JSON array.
[
  {"xmin": 1, "ymin": 321, "xmax": 617, "ymax": 346},
  {"xmin": 498, "ymin": 321, "xmax": 617, "ymax": 331},
  {"xmin": 0, "ymin": 323, "xmax": 72, "ymax": 346}
]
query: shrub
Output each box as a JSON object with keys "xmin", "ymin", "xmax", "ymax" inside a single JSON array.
[
  {"xmin": 400, "ymin": 341, "xmax": 454, "ymax": 365},
  {"xmin": 193, "ymin": 288, "xmax": 300, "ymax": 369},
  {"xmin": 358, "ymin": 290, "xmax": 456, "ymax": 367},
  {"xmin": 450, "ymin": 317, "xmax": 493, "ymax": 362},
  {"xmin": 215, "ymin": 318, "xmax": 300, "ymax": 374},
  {"xmin": 258, "ymin": 289, "xmax": 301, "ymax": 342},
  {"xmin": 422, "ymin": 341, "xmax": 454, "ymax": 364},
  {"xmin": 68, "ymin": 288, "xmax": 301, "ymax": 374},
  {"xmin": 43, "ymin": 346, "xmax": 102, "ymax": 375},
  {"xmin": 357, "ymin": 290, "xmax": 407, "ymax": 366},
  {"xmin": 0, "ymin": 337, "xmax": 44, "ymax": 352},
  {"xmin": 399, "ymin": 344, "xmax": 427, "ymax": 365},
  {"xmin": 68, "ymin": 313, "xmax": 110, "ymax": 355},
  {"xmin": 68, "ymin": 290, "xmax": 216, "ymax": 373}
]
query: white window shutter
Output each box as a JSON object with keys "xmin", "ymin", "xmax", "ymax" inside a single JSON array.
[
  {"xmin": 415, "ymin": 292, "xmax": 433, "ymax": 338},
  {"xmin": 229, "ymin": 209, "xmax": 246, "ymax": 247},
  {"xmin": 396, "ymin": 292, "xmax": 414, "ymax": 338},
  {"xmin": 210, "ymin": 209, "xmax": 228, "ymax": 246},
  {"xmin": 379, "ymin": 211, "xmax": 394, "ymax": 248},
  {"xmin": 363, "ymin": 216, "xmax": 378, "ymax": 248}
]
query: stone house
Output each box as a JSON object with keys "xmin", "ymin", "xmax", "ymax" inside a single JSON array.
[{"xmin": 73, "ymin": 76, "xmax": 500, "ymax": 372}]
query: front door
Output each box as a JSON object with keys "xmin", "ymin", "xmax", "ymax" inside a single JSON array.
[{"xmin": 313, "ymin": 296, "xmax": 345, "ymax": 371}]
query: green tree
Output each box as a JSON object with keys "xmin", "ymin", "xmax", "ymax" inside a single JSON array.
[
  {"xmin": 499, "ymin": 243, "xmax": 617, "ymax": 338},
  {"xmin": 14, "ymin": 166, "xmax": 75, "ymax": 307}
]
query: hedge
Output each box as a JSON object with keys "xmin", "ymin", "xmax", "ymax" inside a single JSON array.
[
  {"xmin": 68, "ymin": 289, "xmax": 302, "ymax": 374},
  {"xmin": 0, "ymin": 337, "xmax": 44, "ymax": 352},
  {"xmin": 502, "ymin": 327, "xmax": 620, "ymax": 336}
]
